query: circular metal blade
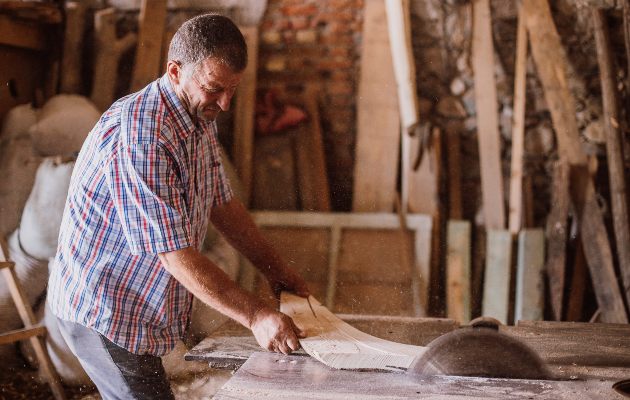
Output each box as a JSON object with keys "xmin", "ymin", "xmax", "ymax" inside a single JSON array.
[{"xmin": 407, "ymin": 327, "xmax": 552, "ymax": 380}]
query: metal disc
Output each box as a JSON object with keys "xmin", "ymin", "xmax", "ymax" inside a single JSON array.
[{"xmin": 407, "ymin": 327, "xmax": 552, "ymax": 380}]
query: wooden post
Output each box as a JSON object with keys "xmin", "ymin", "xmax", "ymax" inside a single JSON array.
[
  {"xmin": 508, "ymin": 9, "xmax": 528, "ymax": 235},
  {"xmin": 90, "ymin": 8, "xmax": 137, "ymax": 111},
  {"xmin": 472, "ymin": 0, "xmax": 505, "ymax": 230},
  {"xmin": 482, "ymin": 229, "xmax": 512, "ymax": 325},
  {"xmin": 593, "ymin": 9, "xmax": 630, "ymax": 308},
  {"xmin": 353, "ymin": 0, "xmax": 400, "ymax": 212},
  {"xmin": 546, "ymin": 161, "xmax": 570, "ymax": 321},
  {"xmin": 515, "ymin": 229, "xmax": 545, "ymax": 322},
  {"xmin": 233, "ymin": 26, "xmax": 259, "ymax": 208},
  {"xmin": 446, "ymin": 220, "xmax": 471, "ymax": 324},
  {"xmin": 59, "ymin": 2, "xmax": 86, "ymax": 94},
  {"xmin": 129, "ymin": 0, "xmax": 167, "ymax": 93}
]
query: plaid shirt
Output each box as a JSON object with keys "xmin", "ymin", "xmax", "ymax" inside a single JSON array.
[{"xmin": 48, "ymin": 75, "xmax": 233, "ymax": 356}]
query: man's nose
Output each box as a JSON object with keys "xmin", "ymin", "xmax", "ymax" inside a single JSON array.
[{"xmin": 217, "ymin": 91, "xmax": 231, "ymax": 111}]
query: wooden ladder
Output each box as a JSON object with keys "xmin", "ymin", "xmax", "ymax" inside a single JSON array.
[{"xmin": 0, "ymin": 233, "xmax": 66, "ymax": 399}]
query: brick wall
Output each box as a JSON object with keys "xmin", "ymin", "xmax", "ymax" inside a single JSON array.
[{"xmin": 258, "ymin": 0, "xmax": 364, "ymax": 211}]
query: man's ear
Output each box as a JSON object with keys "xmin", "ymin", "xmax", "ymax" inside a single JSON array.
[{"xmin": 167, "ymin": 61, "xmax": 182, "ymax": 85}]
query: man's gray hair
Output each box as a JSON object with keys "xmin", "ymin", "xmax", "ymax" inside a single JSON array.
[{"xmin": 168, "ymin": 14, "xmax": 247, "ymax": 75}]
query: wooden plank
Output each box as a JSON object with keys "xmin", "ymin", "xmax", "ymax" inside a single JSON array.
[
  {"xmin": 565, "ymin": 235, "xmax": 587, "ymax": 321},
  {"xmin": 59, "ymin": 2, "xmax": 86, "ymax": 94},
  {"xmin": 233, "ymin": 26, "xmax": 259, "ymax": 208},
  {"xmin": 524, "ymin": 0, "xmax": 628, "ymax": 324},
  {"xmin": 0, "ymin": 324, "xmax": 46, "ymax": 345},
  {"xmin": 446, "ymin": 125, "xmax": 463, "ymax": 220},
  {"xmin": 214, "ymin": 352, "xmax": 620, "ymax": 400},
  {"xmin": 472, "ymin": 0, "xmax": 505, "ymax": 230},
  {"xmin": 593, "ymin": 9, "xmax": 630, "ymax": 308},
  {"xmin": 504, "ymin": 321, "xmax": 630, "ymax": 367},
  {"xmin": 353, "ymin": 0, "xmax": 400, "ymax": 212},
  {"xmin": 446, "ymin": 220, "xmax": 471, "ymax": 324},
  {"xmin": 90, "ymin": 8, "xmax": 137, "ymax": 112},
  {"xmin": 0, "ymin": 15, "xmax": 47, "ymax": 50},
  {"xmin": 482, "ymin": 229, "xmax": 512, "ymax": 325},
  {"xmin": 514, "ymin": 229, "xmax": 545, "ymax": 322},
  {"xmin": 405, "ymin": 125, "xmax": 439, "ymax": 215},
  {"xmin": 508, "ymin": 9, "xmax": 528, "ymax": 235},
  {"xmin": 324, "ymin": 225, "xmax": 341, "ymax": 309},
  {"xmin": 129, "ymin": 0, "xmax": 167, "ymax": 93},
  {"xmin": 546, "ymin": 160, "xmax": 570, "ymax": 321},
  {"xmin": 294, "ymin": 84, "xmax": 331, "ymax": 212},
  {"xmin": 280, "ymin": 293, "xmax": 426, "ymax": 371}
]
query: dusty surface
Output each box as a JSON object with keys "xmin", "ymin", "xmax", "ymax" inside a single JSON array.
[{"xmin": 0, "ymin": 364, "xmax": 232, "ymax": 400}]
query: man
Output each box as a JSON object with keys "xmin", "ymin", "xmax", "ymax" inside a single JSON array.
[{"xmin": 48, "ymin": 14, "xmax": 310, "ymax": 399}]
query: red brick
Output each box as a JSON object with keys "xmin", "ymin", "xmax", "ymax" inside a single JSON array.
[
  {"xmin": 282, "ymin": 31, "xmax": 297, "ymax": 43},
  {"xmin": 327, "ymin": 81, "xmax": 353, "ymax": 95},
  {"xmin": 330, "ymin": 70, "xmax": 351, "ymax": 81},
  {"xmin": 290, "ymin": 16, "xmax": 309, "ymax": 30},
  {"xmin": 290, "ymin": 46, "xmax": 326, "ymax": 58},
  {"xmin": 328, "ymin": 21, "xmax": 349, "ymax": 34},
  {"xmin": 319, "ymin": 59, "xmax": 353, "ymax": 70},
  {"xmin": 317, "ymin": 11, "xmax": 355, "ymax": 23},
  {"xmin": 329, "ymin": 95, "xmax": 354, "ymax": 108},
  {"xmin": 323, "ymin": 108, "xmax": 355, "ymax": 121},
  {"xmin": 328, "ymin": 0, "xmax": 353, "ymax": 9},
  {"xmin": 287, "ymin": 59, "xmax": 305, "ymax": 69},
  {"xmin": 279, "ymin": 4, "xmax": 318, "ymax": 16},
  {"xmin": 320, "ymin": 33, "xmax": 354, "ymax": 46},
  {"xmin": 275, "ymin": 19, "xmax": 291, "ymax": 30},
  {"xmin": 260, "ymin": 20, "xmax": 273, "ymax": 30},
  {"xmin": 330, "ymin": 46, "xmax": 350, "ymax": 58}
]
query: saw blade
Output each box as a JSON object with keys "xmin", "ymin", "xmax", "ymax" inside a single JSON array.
[{"xmin": 407, "ymin": 327, "xmax": 552, "ymax": 380}]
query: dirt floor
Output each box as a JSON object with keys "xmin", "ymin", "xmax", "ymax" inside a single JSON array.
[{"xmin": 0, "ymin": 363, "xmax": 232, "ymax": 400}]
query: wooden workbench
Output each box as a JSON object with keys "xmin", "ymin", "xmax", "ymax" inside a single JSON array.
[{"xmin": 186, "ymin": 315, "xmax": 630, "ymax": 398}]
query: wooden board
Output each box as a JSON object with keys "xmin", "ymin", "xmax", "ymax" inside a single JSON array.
[
  {"xmin": 233, "ymin": 27, "xmax": 259, "ymax": 208},
  {"xmin": 546, "ymin": 161, "xmax": 570, "ymax": 321},
  {"xmin": 593, "ymin": 9, "xmax": 630, "ymax": 308},
  {"xmin": 129, "ymin": 0, "xmax": 167, "ymax": 93},
  {"xmin": 353, "ymin": 0, "xmax": 400, "ymax": 212},
  {"xmin": 213, "ymin": 352, "xmax": 621, "ymax": 400},
  {"xmin": 59, "ymin": 2, "xmax": 86, "ymax": 94},
  {"xmin": 508, "ymin": 9, "xmax": 528, "ymax": 235},
  {"xmin": 446, "ymin": 220, "xmax": 471, "ymax": 324},
  {"xmin": 0, "ymin": 15, "xmax": 47, "ymax": 51},
  {"xmin": 406, "ymin": 126, "xmax": 440, "ymax": 215},
  {"xmin": 482, "ymin": 229, "xmax": 512, "ymax": 325},
  {"xmin": 514, "ymin": 229, "xmax": 545, "ymax": 322},
  {"xmin": 446, "ymin": 125, "xmax": 463, "ymax": 220},
  {"xmin": 472, "ymin": 0, "xmax": 505, "ymax": 230},
  {"xmin": 280, "ymin": 293, "xmax": 426, "ymax": 371}
]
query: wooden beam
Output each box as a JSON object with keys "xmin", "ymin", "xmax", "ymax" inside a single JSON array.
[
  {"xmin": 545, "ymin": 161, "xmax": 570, "ymax": 321},
  {"xmin": 0, "ymin": 324, "xmax": 46, "ymax": 345},
  {"xmin": 129, "ymin": 0, "xmax": 167, "ymax": 93},
  {"xmin": 353, "ymin": 0, "xmax": 400, "ymax": 212},
  {"xmin": 446, "ymin": 125, "xmax": 463, "ymax": 220},
  {"xmin": 90, "ymin": 8, "xmax": 137, "ymax": 112},
  {"xmin": 59, "ymin": 2, "xmax": 86, "ymax": 94},
  {"xmin": 446, "ymin": 220, "xmax": 471, "ymax": 324},
  {"xmin": 233, "ymin": 26, "xmax": 259, "ymax": 208},
  {"xmin": 472, "ymin": 0, "xmax": 505, "ymax": 230},
  {"xmin": 514, "ymin": 229, "xmax": 545, "ymax": 322},
  {"xmin": 0, "ymin": 15, "xmax": 47, "ymax": 51},
  {"xmin": 482, "ymin": 229, "xmax": 512, "ymax": 325},
  {"xmin": 280, "ymin": 293, "xmax": 426, "ymax": 371},
  {"xmin": 593, "ymin": 8, "xmax": 630, "ymax": 308},
  {"xmin": 508, "ymin": 9, "xmax": 528, "ymax": 235}
]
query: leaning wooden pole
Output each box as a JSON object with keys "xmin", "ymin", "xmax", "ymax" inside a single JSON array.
[{"xmin": 593, "ymin": 9, "xmax": 630, "ymax": 308}]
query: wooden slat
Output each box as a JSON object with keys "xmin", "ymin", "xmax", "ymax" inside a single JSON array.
[
  {"xmin": 0, "ymin": 324, "xmax": 46, "ymax": 345},
  {"xmin": 565, "ymin": 235, "xmax": 587, "ymax": 322},
  {"xmin": 324, "ymin": 225, "xmax": 341, "ymax": 309},
  {"xmin": 446, "ymin": 220, "xmax": 471, "ymax": 324},
  {"xmin": 593, "ymin": 9, "xmax": 630, "ymax": 308},
  {"xmin": 90, "ymin": 8, "xmax": 137, "ymax": 111},
  {"xmin": 280, "ymin": 293, "xmax": 426, "ymax": 371},
  {"xmin": 472, "ymin": 0, "xmax": 505, "ymax": 230},
  {"xmin": 0, "ymin": 261, "xmax": 15, "ymax": 270},
  {"xmin": 59, "ymin": 2, "xmax": 86, "ymax": 94},
  {"xmin": 508, "ymin": 9, "xmax": 528, "ymax": 235},
  {"xmin": 0, "ymin": 15, "xmax": 47, "ymax": 50},
  {"xmin": 446, "ymin": 125, "xmax": 463, "ymax": 220},
  {"xmin": 129, "ymin": 0, "xmax": 167, "ymax": 93},
  {"xmin": 514, "ymin": 229, "xmax": 545, "ymax": 322},
  {"xmin": 214, "ymin": 352, "xmax": 620, "ymax": 399},
  {"xmin": 353, "ymin": 0, "xmax": 400, "ymax": 212},
  {"xmin": 546, "ymin": 161, "xmax": 570, "ymax": 321},
  {"xmin": 524, "ymin": 0, "xmax": 628, "ymax": 324},
  {"xmin": 482, "ymin": 229, "xmax": 512, "ymax": 325},
  {"xmin": 233, "ymin": 26, "xmax": 259, "ymax": 208}
]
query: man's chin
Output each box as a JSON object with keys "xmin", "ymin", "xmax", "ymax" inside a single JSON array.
[{"xmin": 199, "ymin": 111, "xmax": 220, "ymax": 122}]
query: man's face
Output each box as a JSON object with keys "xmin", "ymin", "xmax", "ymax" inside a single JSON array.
[{"xmin": 168, "ymin": 58, "xmax": 244, "ymax": 123}]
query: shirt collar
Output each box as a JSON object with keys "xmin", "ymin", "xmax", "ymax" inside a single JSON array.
[{"xmin": 159, "ymin": 74, "xmax": 197, "ymax": 139}]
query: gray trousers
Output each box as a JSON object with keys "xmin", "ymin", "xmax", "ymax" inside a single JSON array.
[{"xmin": 56, "ymin": 317, "xmax": 175, "ymax": 400}]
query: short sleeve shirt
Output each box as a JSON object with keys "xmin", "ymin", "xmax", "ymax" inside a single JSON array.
[{"xmin": 48, "ymin": 75, "xmax": 233, "ymax": 356}]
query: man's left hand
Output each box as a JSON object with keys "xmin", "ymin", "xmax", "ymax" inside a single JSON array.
[{"xmin": 266, "ymin": 264, "xmax": 310, "ymax": 300}]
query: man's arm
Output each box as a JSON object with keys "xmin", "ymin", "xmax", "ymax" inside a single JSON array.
[
  {"xmin": 158, "ymin": 247, "xmax": 305, "ymax": 354},
  {"xmin": 209, "ymin": 198, "xmax": 310, "ymax": 300}
]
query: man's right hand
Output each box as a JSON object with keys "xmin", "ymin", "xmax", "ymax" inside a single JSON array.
[{"xmin": 251, "ymin": 307, "xmax": 307, "ymax": 354}]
